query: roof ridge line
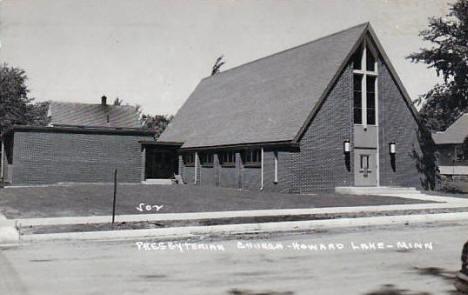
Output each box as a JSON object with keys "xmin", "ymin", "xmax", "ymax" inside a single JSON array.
[{"xmin": 201, "ymin": 22, "xmax": 369, "ymax": 81}]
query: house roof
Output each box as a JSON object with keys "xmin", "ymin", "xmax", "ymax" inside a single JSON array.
[
  {"xmin": 49, "ymin": 101, "xmax": 141, "ymax": 128},
  {"xmin": 432, "ymin": 114, "xmax": 468, "ymax": 145},
  {"xmin": 159, "ymin": 22, "xmax": 419, "ymax": 149}
]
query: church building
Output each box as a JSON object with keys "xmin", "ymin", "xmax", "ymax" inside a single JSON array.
[{"xmin": 158, "ymin": 23, "xmax": 429, "ymax": 192}]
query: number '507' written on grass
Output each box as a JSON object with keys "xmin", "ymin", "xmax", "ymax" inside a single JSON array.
[{"xmin": 136, "ymin": 203, "xmax": 164, "ymax": 212}]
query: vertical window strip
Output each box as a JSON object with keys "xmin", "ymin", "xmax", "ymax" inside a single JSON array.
[
  {"xmin": 352, "ymin": 41, "xmax": 378, "ymax": 126},
  {"xmin": 353, "ymin": 74, "xmax": 363, "ymax": 124}
]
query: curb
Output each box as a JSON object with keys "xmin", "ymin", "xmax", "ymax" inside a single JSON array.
[
  {"xmin": 0, "ymin": 214, "xmax": 19, "ymax": 246},
  {"xmin": 20, "ymin": 212, "xmax": 468, "ymax": 242}
]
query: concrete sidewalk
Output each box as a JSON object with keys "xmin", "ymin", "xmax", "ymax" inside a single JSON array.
[{"xmin": 20, "ymin": 211, "xmax": 468, "ymax": 242}]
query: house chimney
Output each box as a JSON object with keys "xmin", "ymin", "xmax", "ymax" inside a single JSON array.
[{"xmin": 101, "ymin": 95, "xmax": 107, "ymax": 106}]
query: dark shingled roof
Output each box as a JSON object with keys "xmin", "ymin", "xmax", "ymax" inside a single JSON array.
[
  {"xmin": 159, "ymin": 23, "xmax": 368, "ymax": 148},
  {"xmin": 49, "ymin": 101, "xmax": 141, "ymax": 128},
  {"xmin": 159, "ymin": 22, "xmax": 418, "ymax": 149},
  {"xmin": 432, "ymin": 114, "xmax": 468, "ymax": 144}
]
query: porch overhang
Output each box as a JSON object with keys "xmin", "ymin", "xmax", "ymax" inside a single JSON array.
[{"xmin": 178, "ymin": 140, "xmax": 300, "ymax": 152}]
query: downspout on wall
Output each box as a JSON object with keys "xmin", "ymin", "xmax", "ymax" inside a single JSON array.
[
  {"xmin": 260, "ymin": 148, "xmax": 264, "ymax": 190},
  {"xmin": 274, "ymin": 151, "xmax": 278, "ymax": 184},
  {"xmin": 0, "ymin": 138, "xmax": 4, "ymax": 182},
  {"xmin": 194, "ymin": 152, "xmax": 199, "ymax": 184}
]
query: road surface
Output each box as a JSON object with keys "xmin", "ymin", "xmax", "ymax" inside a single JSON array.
[{"xmin": 1, "ymin": 221, "xmax": 467, "ymax": 295}]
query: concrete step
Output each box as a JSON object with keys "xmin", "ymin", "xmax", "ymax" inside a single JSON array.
[
  {"xmin": 335, "ymin": 186, "xmax": 420, "ymax": 196},
  {"xmin": 142, "ymin": 179, "xmax": 173, "ymax": 185}
]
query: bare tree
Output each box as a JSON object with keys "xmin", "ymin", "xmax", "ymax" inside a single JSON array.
[{"xmin": 211, "ymin": 55, "xmax": 225, "ymax": 76}]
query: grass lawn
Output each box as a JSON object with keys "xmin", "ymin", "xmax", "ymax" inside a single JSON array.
[{"xmin": 0, "ymin": 183, "xmax": 433, "ymax": 219}]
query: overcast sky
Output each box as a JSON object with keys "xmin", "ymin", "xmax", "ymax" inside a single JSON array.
[{"xmin": 0, "ymin": 0, "xmax": 451, "ymax": 115}]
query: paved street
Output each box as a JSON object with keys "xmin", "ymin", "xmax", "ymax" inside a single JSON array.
[{"xmin": 1, "ymin": 221, "xmax": 467, "ymax": 295}]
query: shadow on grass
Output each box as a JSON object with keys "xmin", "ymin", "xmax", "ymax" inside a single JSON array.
[
  {"xmin": 364, "ymin": 284, "xmax": 431, "ymax": 295},
  {"xmin": 227, "ymin": 289, "xmax": 294, "ymax": 295},
  {"xmin": 414, "ymin": 267, "xmax": 458, "ymax": 281},
  {"xmin": 364, "ymin": 267, "xmax": 465, "ymax": 295}
]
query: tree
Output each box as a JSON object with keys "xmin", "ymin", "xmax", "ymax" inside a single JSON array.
[
  {"xmin": 211, "ymin": 55, "xmax": 225, "ymax": 76},
  {"xmin": 109, "ymin": 97, "xmax": 172, "ymax": 137},
  {"xmin": 113, "ymin": 97, "xmax": 123, "ymax": 106},
  {"xmin": 0, "ymin": 63, "xmax": 49, "ymax": 131},
  {"xmin": 141, "ymin": 114, "xmax": 173, "ymax": 138},
  {"xmin": 407, "ymin": 0, "xmax": 468, "ymax": 131}
]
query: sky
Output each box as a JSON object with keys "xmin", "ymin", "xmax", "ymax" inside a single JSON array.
[{"xmin": 0, "ymin": 0, "xmax": 452, "ymax": 115}]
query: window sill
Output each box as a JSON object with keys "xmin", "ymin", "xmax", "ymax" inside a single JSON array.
[
  {"xmin": 185, "ymin": 164, "xmax": 195, "ymax": 167},
  {"xmin": 353, "ymin": 123, "xmax": 379, "ymax": 127},
  {"xmin": 243, "ymin": 164, "xmax": 261, "ymax": 168},
  {"xmin": 221, "ymin": 164, "xmax": 236, "ymax": 168},
  {"xmin": 201, "ymin": 164, "xmax": 214, "ymax": 168}
]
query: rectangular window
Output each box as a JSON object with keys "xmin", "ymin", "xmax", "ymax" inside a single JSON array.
[
  {"xmin": 352, "ymin": 45, "xmax": 363, "ymax": 70},
  {"xmin": 360, "ymin": 154, "xmax": 369, "ymax": 170},
  {"xmin": 241, "ymin": 149, "xmax": 261, "ymax": 167},
  {"xmin": 366, "ymin": 76, "xmax": 376, "ymax": 125},
  {"xmin": 353, "ymin": 74, "xmax": 363, "ymax": 124},
  {"xmin": 219, "ymin": 151, "xmax": 236, "ymax": 167},
  {"xmin": 455, "ymin": 146, "xmax": 464, "ymax": 161},
  {"xmin": 366, "ymin": 48, "xmax": 376, "ymax": 72},
  {"xmin": 199, "ymin": 152, "xmax": 214, "ymax": 167},
  {"xmin": 183, "ymin": 153, "xmax": 195, "ymax": 166}
]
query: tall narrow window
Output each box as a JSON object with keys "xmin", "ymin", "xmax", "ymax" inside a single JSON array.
[
  {"xmin": 366, "ymin": 76, "xmax": 376, "ymax": 125},
  {"xmin": 353, "ymin": 74, "xmax": 363, "ymax": 124},
  {"xmin": 352, "ymin": 45, "xmax": 363, "ymax": 70},
  {"xmin": 352, "ymin": 40, "xmax": 378, "ymax": 126},
  {"xmin": 366, "ymin": 48, "xmax": 376, "ymax": 71}
]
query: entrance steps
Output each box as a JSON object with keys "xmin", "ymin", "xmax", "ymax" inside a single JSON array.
[
  {"xmin": 335, "ymin": 186, "xmax": 421, "ymax": 196},
  {"xmin": 142, "ymin": 179, "xmax": 173, "ymax": 185}
]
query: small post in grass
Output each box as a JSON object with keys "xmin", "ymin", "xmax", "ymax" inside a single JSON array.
[{"xmin": 112, "ymin": 169, "xmax": 118, "ymax": 225}]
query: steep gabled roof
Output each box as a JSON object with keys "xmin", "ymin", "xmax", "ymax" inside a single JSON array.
[
  {"xmin": 432, "ymin": 114, "xmax": 468, "ymax": 144},
  {"xmin": 49, "ymin": 101, "xmax": 141, "ymax": 128},
  {"xmin": 159, "ymin": 23, "xmax": 419, "ymax": 149}
]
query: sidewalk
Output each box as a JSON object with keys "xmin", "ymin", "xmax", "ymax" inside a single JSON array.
[{"xmin": 20, "ymin": 211, "xmax": 468, "ymax": 242}]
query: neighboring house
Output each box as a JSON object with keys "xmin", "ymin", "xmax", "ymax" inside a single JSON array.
[
  {"xmin": 157, "ymin": 22, "xmax": 430, "ymax": 192},
  {"xmin": 1, "ymin": 96, "xmax": 156, "ymax": 185},
  {"xmin": 432, "ymin": 114, "xmax": 468, "ymax": 180}
]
